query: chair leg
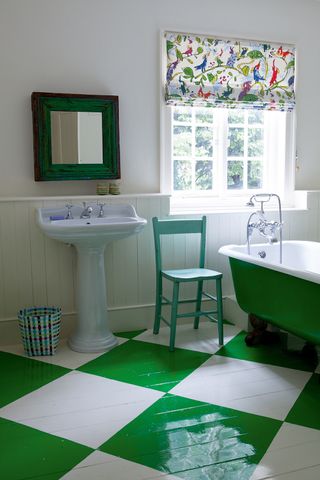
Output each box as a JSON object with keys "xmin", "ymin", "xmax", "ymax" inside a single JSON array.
[
  {"xmin": 216, "ymin": 278, "xmax": 224, "ymax": 346},
  {"xmin": 153, "ymin": 275, "xmax": 162, "ymax": 335},
  {"xmin": 194, "ymin": 280, "xmax": 203, "ymax": 329},
  {"xmin": 169, "ymin": 282, "xmax": 179, "ymax": 352}
]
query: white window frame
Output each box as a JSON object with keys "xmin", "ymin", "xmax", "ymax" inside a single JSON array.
[{"xmin": 160, "ymin": 103, "xmax": 296, "ymax": 212}]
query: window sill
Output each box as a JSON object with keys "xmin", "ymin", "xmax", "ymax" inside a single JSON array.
[{"xmin": 169, "ymin": 191, "xmax": 309, "ymax": 215}]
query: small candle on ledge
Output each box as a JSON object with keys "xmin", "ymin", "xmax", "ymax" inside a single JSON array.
[
  {"xmin": 96, "ymin": 182, "xmax": 109, "ymax": 195},
  {"xmin": 109, "ymin": 182, "xmax": 120, "ymax": 195}
]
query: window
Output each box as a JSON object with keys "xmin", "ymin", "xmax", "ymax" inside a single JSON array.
[
  {"xmin": 162, "ymin": 31, "xmax": 296, "ymax": 210},
  {"xmin": 163, "ymin": 105, "xmax": 294, "ymax": 209}
]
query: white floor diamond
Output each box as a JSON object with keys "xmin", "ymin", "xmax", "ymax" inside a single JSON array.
[
  {"xmin": 134, "ymin": 321, "xmax": 240, "ymax": 354},
  {"xmin": 251, "ymin": 423, "xmax": 320, "ymax": 479},
  {"xmin": 170, "ymin": 355, "xmax": 312, "ymax": 420},
  {"xmin": 0, "ymin": 370, "xmax": 164, "ymax": 448},
  {"xmin": 62, "ymin": 451, "xmax": 181, "ymax": 480},
  {"xmin": 0, "ymin": 337, "xmax": 128, "ymax": 369}
]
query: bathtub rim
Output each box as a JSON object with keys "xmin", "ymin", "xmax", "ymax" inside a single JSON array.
[{"xmin": 218, "ymin": 240, "xmax": 320, "ymax": 285}]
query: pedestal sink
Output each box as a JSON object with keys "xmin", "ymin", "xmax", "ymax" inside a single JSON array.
[{"xmin": 37, "ymin": 203, "xmax": 147, "ymax": 353}]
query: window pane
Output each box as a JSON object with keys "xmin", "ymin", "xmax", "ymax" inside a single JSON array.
[
  {"xmin": 248, "ymin": 128, "xmax": 264, "ymax": 157},
  {"xmin": 195, "ymin": 126, "xmax": 213, "ymax": 157},
  {"xmin": 248, "ymin": 111, "xmax": 264, "ymax": 124},
  {"xmin": 195, "ymin": 109, "xmax": 213, "ymax": 124},
  {"xmin": 228, "ymin": 128, "xmax": 244, "ymax": 156},
  {"xmin": 227, "ymin": 161, "xmax": 243, "ymax": 189},
  {"xmin": 195, "ymin": 161, "xmax": 213, "ymax": 190},
  {"xmin": 173, "ymin": 107, "xmax": 192, "ymax": 123},
  {"xmin": 248, "ymin": 160, "xmax": 263, "ymax": 189},
  {"xmin": 228, "ymin": 111, "xmax": 244, "ymax": 124},
  {"xmin": 174, "ymin": 160, "xmax": 192, "ymax": 190},
  {"xmin": 173, "ymin": 126, "xmax": 192, "ymax": 157}
]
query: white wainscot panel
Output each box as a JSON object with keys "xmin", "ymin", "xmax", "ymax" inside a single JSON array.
[{"xmin": 0, "ymin": 193, "xmax": 319, "ymax": 344}]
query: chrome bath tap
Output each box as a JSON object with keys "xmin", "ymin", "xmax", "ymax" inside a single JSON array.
[
  {"xmin": 247, "ymin": 213, "xmax": 281, "ymax": 244},
  {"xmin": 246, "ymin": 193, "xmax": 283, "ymax": 263}
]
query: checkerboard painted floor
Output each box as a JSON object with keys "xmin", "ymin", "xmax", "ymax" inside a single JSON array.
[{"xmin": 1, "ymin": 321, "xmax": 320, "ymax": 479}]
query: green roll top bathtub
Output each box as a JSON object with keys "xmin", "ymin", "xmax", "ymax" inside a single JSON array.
[{"xmin": 219, "ymin": 241, "xmax": 320, "ymax": 346}]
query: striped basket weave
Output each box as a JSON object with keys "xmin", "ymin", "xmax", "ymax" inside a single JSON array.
[{"xmin": 18, "ymin": 307, "xmax": 61, "ymax": 356}]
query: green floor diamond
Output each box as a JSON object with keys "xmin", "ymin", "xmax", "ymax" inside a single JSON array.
[
  {"xmin": 78, "ymin": 340, "xmax": 211, "ymax": 392},
  {"xmin": 115, "ymin": 329, "xmax": 147, "ymax": 339},
  {"xmin": 100, "ymin": 393, "xmax": 282, "ymax": 480},
  {"xmin": 0, "ymin": 351, "xmax": 70, "ymax": 407},
  {"xmin": 216, "ymin": 332, "xmax": 315, "ymax": 372},
  {"xmin": 286, "ymin": 373, "xmax": 320, "ymax": 430},
  {"xmin": 0, "ymin": 418, "xmax": 92, "ymax": 480}
]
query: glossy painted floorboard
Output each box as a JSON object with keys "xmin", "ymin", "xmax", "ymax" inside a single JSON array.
[{"xmin": 1, "ymin": 322, "xmax": 320, "ymax": 479}]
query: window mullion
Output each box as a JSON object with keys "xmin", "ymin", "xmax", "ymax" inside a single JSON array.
[
  {"xmin": 243, "ymin": 112, "xmax": 248, "ymax": 190},
  {"xmin": 212, "ymin": 112, "xmax": 217, "ymax": 195},
  {"xmin": 192, "ymin": 109, "xmax": 196, "ymax": 192},
  {"xmin": 217, "ymin": 108, "xmax": 227, "ymax": 197}
]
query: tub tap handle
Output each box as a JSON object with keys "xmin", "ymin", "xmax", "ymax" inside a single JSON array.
[
  {"xmin": 267, "ymin": 220, "xmax": 283, "ymax": 233},
  {"xmin": 247, "ymin": 223, "xmax": 255, "ymax": 236}
]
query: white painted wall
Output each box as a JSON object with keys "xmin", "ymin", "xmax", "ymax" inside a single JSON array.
[{"xmin": 0, "ymin": 0, "xmax": 320, "ymax": 196}]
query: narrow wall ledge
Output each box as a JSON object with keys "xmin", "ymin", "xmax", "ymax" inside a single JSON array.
[{"xmin": 0, "ymin": 193, "xmax": 170, "ymax": 203}]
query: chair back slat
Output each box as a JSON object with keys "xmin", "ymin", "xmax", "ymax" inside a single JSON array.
[
  {"xmin": 155, "ymin": 218, "xmax": 204, "ymax": 235},
  {"xmin": 152, "ymin": 217, "xmax": 207, "ymax": 270}
]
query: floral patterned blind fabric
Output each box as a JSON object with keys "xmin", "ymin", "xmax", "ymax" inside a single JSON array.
[{"xmin": 165, "ymin": 31, "xmax": 295, "ymax": 111}]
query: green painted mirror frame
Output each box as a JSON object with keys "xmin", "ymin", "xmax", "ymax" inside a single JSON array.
[{"xmin": 31, "ymin": 92, "xmax": 120, "ymax": 181}]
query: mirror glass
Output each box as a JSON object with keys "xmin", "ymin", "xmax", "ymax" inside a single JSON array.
[
  {"xmin": 51, "ymin": 111, "xmax": 103, "ymax": 165},
  {"xmin": 32, "ymin": 92, "xmax": 120, "ymax": 181}
]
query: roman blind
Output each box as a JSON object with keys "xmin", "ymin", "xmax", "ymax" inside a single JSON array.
[{"xmin": 164, "ymin": 31, "xmax": 295, "ymax": 111}]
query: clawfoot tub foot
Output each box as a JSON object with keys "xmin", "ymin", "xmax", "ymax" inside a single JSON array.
[
  {"xmin": 301, "ymin": 342, "xmax": 318, "ymax": 370},
  {"xmin": 245, "ymin": 314, "xmax": 268, "ymax": 346},
  {"xmin": 245, "ymin": 313, "xmax": 280, "ymax": 346}
]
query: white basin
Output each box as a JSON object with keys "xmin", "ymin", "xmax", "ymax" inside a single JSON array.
[
  {"xmin": 37, "ymin": 204, "xmax": 147, "ymax": 246},
  {"xmin": 36, "ymin": 203, "xmax": 147, "ymax": 353}
]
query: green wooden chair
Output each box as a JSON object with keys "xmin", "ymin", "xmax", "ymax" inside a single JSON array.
[{"xmin": 152, "ymin": 216, "xmax": 224, "ymax": 351}]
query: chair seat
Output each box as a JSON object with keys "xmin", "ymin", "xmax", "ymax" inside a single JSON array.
[{"xmin": 162, "ymin": 268, "xmax": 222, "ymax": 281}]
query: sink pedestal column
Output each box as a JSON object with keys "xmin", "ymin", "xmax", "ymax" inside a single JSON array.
[{"xmin": 68, "ymin": 244, "xmax": 118, "ymax": 353}]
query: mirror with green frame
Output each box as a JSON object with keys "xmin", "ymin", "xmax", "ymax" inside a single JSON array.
[{"xmin": 31, "ymin": 92, "xmax": 120, "ymax": 181}]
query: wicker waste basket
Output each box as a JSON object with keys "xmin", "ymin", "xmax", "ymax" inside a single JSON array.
[{"xmin": 18, "ymin": 306, "xmax": 61, "ymax": 356}]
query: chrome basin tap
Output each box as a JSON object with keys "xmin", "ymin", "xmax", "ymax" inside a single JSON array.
[
  {"xmin": 80, "ymin": 202, "xmax": 93, "ymax": 219},
  {"xmin": 65, "ymin": 204, "xmax": 73, "ymax": 220}
]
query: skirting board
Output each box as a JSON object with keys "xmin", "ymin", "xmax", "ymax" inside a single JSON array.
[
  {"xmin": 223, "ymin": 295, "xmax": 249, "ymax": 331},
  {"xmin": 0, "ymin": 296, "xmax": 247, "ymax": 346}
]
